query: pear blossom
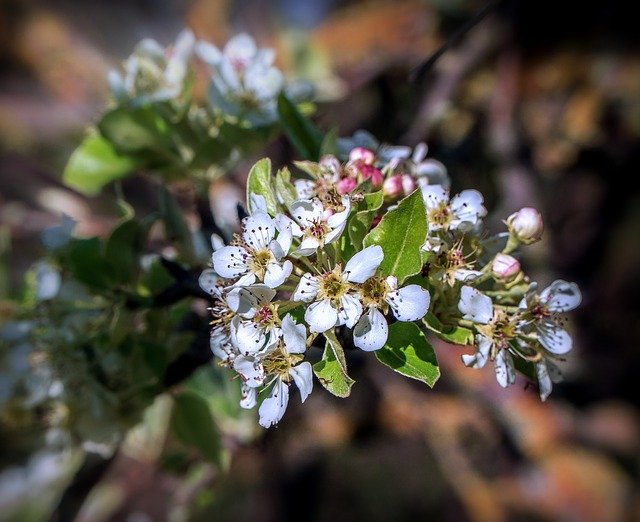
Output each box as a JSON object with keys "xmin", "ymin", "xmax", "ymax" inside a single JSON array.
[
  {"xmin": 293, "ymin": 246, "xmax": 384, "ymax": 332},
  {"xmin": 422, "ymin": 185, "xmax": 487, "ymax": 233},
  {"xmin": 212, "ymin": 211, "xmax": 292, "ymax": 288},
  {"xmin": 519, "ymin": 280, "xmax": 582, "ymax": 355},
  {"xmin": 429, "ymin": 240, "xmax": 482, "ymax": 285},
  {"xmin": 196, "ymin": 33, "xmax": 283, "ymax": 124},
  {"xmin": 353, "ymin": 276, "xmax": 431, "ymax": 351},
  {"xmin": 109, "ymin": 29, "xmax": 195, "ymax": 104},
  {"xmin": 288, "ymin": 197, "xmax": 350, "ymax": 256},
  {"xmin": 379, "ymin": 142, "xmax": 450, "ymax": 189},
  {"xmin": 230, "ymin": 286, "xmax": 282, "ymax": 355}
]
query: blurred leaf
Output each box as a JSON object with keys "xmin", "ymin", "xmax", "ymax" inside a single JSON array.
[
  {"xmin": 274, "ymin": 167, "xmax": 298, "ymax": 209},
  {"xmin": 63, "ymin": 134, "xmax": 141, "ymax": 196},
  {"xmin": 67, "ymin": 237, "xmax": 117, "ymax": 290},
  {"xmin": 170, "ymin": 391, "xmax": 223, "ymax": 465},
  {"xmin": 277, "ymin": 93, "xmax": 323, "ymax": 160},
  {"xmin": 423, "ymin": 312, "xmax": 474, "ymax": 345},
  {"xmin": 159, "ymin": 187, "xmax": 194, "ymax": 259},
  {"xmin": 105, "ymin": 219, "xmax": 143, "ymax": 284},
  {"xmin": 320, "ymin": 127, "xmax": 338, "ymax": 156},
  {"xmin": 347, "ymin": 190, "xmax": 384, "ymax": 253},
  {"xmin": 363, "ymin": 190, "xmax": 427, "ymax": 283},
  {"xmin": 246, "ymin": 158, "xmax": 277, "ymax": 215},
  {"xmin": 375, "ymin": 322, "xmax": 440, "ymax": 387},
  {"xmin": 98, "ymin": 106, "xmax": 173, "ymax": 154},
  {"xmin": 190, "ymin": 137, "xmax": 234, "ymax": 168},
  {"xmin": 313, "ymin": 330, "xmax": 355, "ymax": 397}
]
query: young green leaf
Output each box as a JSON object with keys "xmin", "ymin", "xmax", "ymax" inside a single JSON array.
[
  {"xmin": 274, "ymin": 167, "xmax": 298, "ymax": 209},
  {"xmin": 277, "ymin": 93, "xmax": 323, "ymax": 160},
  {"xmin": 98, "ymin": 106, "xmax": 173, "ymax": 154},
  {"xmin": 63, "ymin": 134, "xmax": 140, "ymax": 196},
  {"xmin": 363, "ymin": 190, "xmax": 427, "ymax": 284},
  {"xmin": 375, "ymin": 322, "xmax": 440, "ymax": 387},
  {"xmin": 105, "ymin": 219, "xmax": 143, "ymax": 285},
  {"xmin": 313, "ymin": 330, "xmax": 355, "ymax": 398},
  {"xmin": 170, "ymin": 391, "xmax": 223, "ymax": 465},
  {"xmin": 159, "ymin": 186, "xmax": 195, "ymax": 261},
  {"xmin": 246, "ymin": 158, "xmax": 278, "ymax": 215},
  {"xmin": 67, "ymin": 237, "xmax": 117, "ymax": 290},
  {"xmin": 423, "ymin": 312, "xmax": 474, "ymax": 346}
]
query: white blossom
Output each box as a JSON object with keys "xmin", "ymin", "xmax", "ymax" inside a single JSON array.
[
  {"xmin": 288, "ymin": 197, "xmax": 350, "ymax": 256},
  {"xmin": 422, "ymin": 185, "xmax": 487, "ymax": 233}
]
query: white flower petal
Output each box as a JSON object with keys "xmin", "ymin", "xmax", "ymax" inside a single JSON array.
[
  {"xmin": 259, "ymin": 379, "xmax": 289, "ymax": 428},
  {"xmin": 326, "ymin": 197, "xmax": 351, "ymax": 228},
  {"xmin": 242, "ymin": 212, "xmax": 275, "ymax": 250},
  {"xmin": 264, "ymin": 260, "xmax": 292, "ymax": 288},
  {"xmin": 538, "ymin": 323, "xmax": 573, "ymax": 355},
  {"xmin": 344, "ymin": 245, "xmax": 384, "ymax": 283},
  {"xmin": 458, "ymin": 286, "xmax": 493, "ymax": 324},
  {"xmin": 536, "ymin": 360, "xmax": 553, "ymax": 401},
  {"xmin": 461, "ymin": 334, "xmax": 491, "ymax": 369},
  {"xmin": 224, "ymin": 33, "xmax": 257, "ymax": 65},
  {"xmin": 421, "ymin": 184, "xmax": 449, "ymax": 210},
  {"xmin": 290, "ymin": 199, "xmax": 323, "ymax": 228},
  {"xmin": 213, "ymin": 246, "xmax": 249, "ymax": 279},
  {"xmin": 210, "ymin": 233, "xmax": 225, "ymax": 252},
  {"xmin": 353, "ymin": 308, "xmax": 388, "ymax": 351},
  {"xmin": 450, "ymin": 189, "xmax": 486, "ymax": 228},
  {"xmin": 198, "ymin": 269, "xmax": 219, "ymax": 295},
  {"xmin": 494, "ymin": 349, "xmax": 516, "ymax": 388},
  {"xmin": 245, "ymin": 65, "xmax": 283, "ymax": 100},
  {"xmin": 305, "ymin": 299, "xmax": 338, "ymax": 333},
  {"xmin": 337, "ymin": 294, "xmax": 363, "ymax": 328},
  {"xmin": 294, "ymin": 179, "xmax": 316, "ymax": 199},
  {"xmin": 232, "ymin": 321, "xmax": 266, "ymax": 355},
  {"xmin": 540, "ymin": 280, "xmax": 582, "ymax": 312},
  {"xmin": 233, "ymin": 355, "xmax": 265, "ymax": 388},
  {"xmin": 454, "ymin": 269, "xmax": 483, "ymax": 282},
  {"xmin": 293, "ymin": 273, "xmax": 320, "ymax": 303},
  {"xmin": 386, "ymin": 284, "xmax": 430, "ymax": 322},
  {"xmin": 297, "ymin": 237, "xmax": 321, "ymax": 256},
  {"xmin": 195, "ymin": 41, "xmax": 222, "ymax": 66},
  {"xmin": 290, "ymin": 362, "xmax": 313, "ymax": 402},
  {"xmin": 274, "ymin": 222, "xmax": 292, "ymax": 255},
  {"xmin": 282, "ymin": 314, "xmax": 306, "ymax": 354},
  {"xmin": 249, "ymin": 193, "xmax": 268, "ymax": 214},
  {"xmin": 240, "ymin": 384, "xmax": 257, "ymax": 409}
]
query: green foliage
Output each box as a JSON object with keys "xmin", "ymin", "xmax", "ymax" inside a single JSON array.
[
  {"xmin": 274, "ymin": 167, "xmax": 298, "ymax": 209},
  {"xmin": 375, "ymin": 322, "xmax": 440, "ymax": 387},
  {"xmin": 171, "ymin": 392, "xmax": 223, "ymax": 466},
  {"xmin": 363, "ymin": 190, "xmax": 427, "ymax": 284},
  {"xmin": 98, "ymin": 106, "xmax": 174, "ymax": 155},
  {"xmin": 63, "ymin": 133, "xmax": 141, "ymax": 196},
  {"xmin": 423, "ymin": 312, "xmax": 474, "ymax": 346},
  {"xmin": 313, "ymin": 330, "xmax": 355, "ymax": 398},
  {"xmin": 67, "ymin": 237, "xmax": 117, "ymax": 290},
  {"xmin": 277, "ymin": 93, "xmax": 323, "ymax": 160},
  {"xmin": 105, "ymin": 219, "xmax": 144, "ymax": 285},
  {"xmin": 246, "ymin": 158, "xmax": 278, "ymax": 215}
]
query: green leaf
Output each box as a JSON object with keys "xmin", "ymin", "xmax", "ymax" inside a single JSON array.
[
  {"xmin": 320, "ymin": 127, "xmax": 338, "ymax": 156},
  {"xmin": 363, "ymin": 190, "xmax": 426, "ymax": 284},
  {"xmin": 512, "ymin": 350, "xmax": 536, "ymax": 381},
  {"xmin": 63, "ymin": 134, "xmax": 141, "ymax": 196},
  {"xmin": 98, "ymin": 106, "xmax": 173, "ymax": 154},
  {"xmin": 423, "ymin": 312, "xmax": 474, "ymax": 346},
  {"xmin": 159, "ymin": 186, "xmax": 194, "ymax": 259},
  {"xmin": 375, "ymin": 322, "xmax": 440, "ymax": 387},
  {"xmin": 277, "ymin": 93, "xmax": 323, "ymax": 160},
  {"xmin": 313, "ymin": 330, "xmax": 355, "ymax": 398},
  {"xmin": 170, "ymin": 392, "xmax": 222, "ymax": 465},
  {"xmin": 67, "ymin": 237, "xmax": 117, "ymax": 290},
  {"xmin": 246, "ymin": 158, "xmax": 277, "ymax": 215},
  {"xmin": 274, "ymin": 167, "xmax": 298, "ymax": 209},
  {"xmin": 347, "ymin": 190, "xmax": 384, "ymax": 251},
  {"xmin": 105, "ymin": 219, "xmax": 143, "ymax": 284}
]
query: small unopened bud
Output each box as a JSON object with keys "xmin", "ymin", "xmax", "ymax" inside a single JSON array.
[
  {"xmin": 401, "ymin": 175, "xmax": 417, "ymax": 195},
  {"xmin": 507, "ymin": 207, "xmax": 543, "ymax": 244},
  {"xmin": 336, "ymin": 176, "xmax": 358, "ymax": 194},
  {"xmin": 349, "ymin": 147, "xmax": 375, "ymax": 165},
  {"xmin": 383, "ymin": 175, "xmax": 404, "ymax": 198},
  {"xmin": 492, "ymin": 253, "xmax": 520, "ymax": 281},
  {"xmin": 359, "ymin": 164, "xmax": 384, "ymax": 188}
]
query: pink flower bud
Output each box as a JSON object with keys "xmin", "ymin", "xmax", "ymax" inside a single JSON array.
[
  {"xmin": 492, "ymin": 253, "xmax": 521, "ymax": 281},
  {"xmin": 359, "ymin": 164, "xmax": 384, "ymax": 188},
  {"xmin": 349, "ymin": 147, "xmax": 375, "ymax": 165},
  {"xmin": 401, "ymin": 175, "xmax": 417, "ymax": 195},
  {"xmin": 383, "ymin": 175, "xmax": 404, "ymax": 198},
  {"xmin": 507, "ymin": 207, "xmax": 544, "ymax": 244},
  {"xmin": 336, "ymin": 176, "xmax": 358, "ymax": 194}
]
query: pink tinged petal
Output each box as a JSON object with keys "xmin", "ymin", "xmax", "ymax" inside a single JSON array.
[
  {"xmin": 290, "ymin": 362, "xmax": 313, "ymax": 402},
  {"xmin": 450, "ymin": 189, "xmax": 487, "ymax": 228},
  {"xmin": 242, "ymin": 212, "xmax": 275, "ymax": 250},
  {"xmin": 462, "ymin": 335, "xmax": 491, "ymax": 369},
  {"xmin": 538, "ymin": 323, "xmax": 573, "ymax": 354},
  {"xmin": 199, "ymin": 269, "xmax": 219, "ymax": 295},
  {"xmin": 386, "ymin": 284, "xmax": 430, "ymax": 322},
  {"xmin": 458, "ymin": 286, "xmax": 493, "ymax": 324},
  {"xmin": 297, "ymin": 237, "xmax": 320, "ymax": 256},
  {"xmin": 536, "ymin": 360, "xmax": 553, "ymax": 401},
  {"xmin": 264, "ymin": 260, "xmax": 292, "ymax": 288},
  {"xmin": 233, "ymin": 356, "xmax": 265, "ymax": 388},
  {"xmin": 305, "ymin": 299, "xmax": 338, "ymax": 333},
  {"xmin": 337, "ymin": 294, "xmax": 363, "ymax": 328},
  {"xmin": 291, "ymin": 199, "xmax": 323, "ymax": 228},
  {"xmin": 293, "ymin": 273, "xmax": 319, "ymax": 303},
  {"xmin": 353, "ymin": 308, "xmax": 388, "ymax": 351},
  {"xmin": 421, "ymin": 184, "xmax": 449, "ymax": 210},
  {"xmin": 259, "ymin": 380, "xmax": 290, "ymax": 428},
  {"xmin": 540, "ymin": 280, "xmax": 582, "ymax": 312},
  {"xmin": 494, "ymin": 349, "xmax": 516, "ymax": 388},
  {"xmin": 213, "ymin": 246, "xmax": 249, "ymax": 279},
  {"xmin": 240, "ymin": 385, "xmax": 257, "ymax": 409},
  {"xmin": 281, "ymin": 314, "xmax": 307, "ymax": 354},
  {"xmin": 344, "ymin": 245, "xmax": 384, "ymax": 283},
  {"xmin": 233, "ymin": 321, "xmax": 266, "ymax": 355}
]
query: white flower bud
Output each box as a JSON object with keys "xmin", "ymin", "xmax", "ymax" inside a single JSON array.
[
  {"xmin": 491, "ymin": 254, "xmax": 520, "ymax": 281},
  {"xmin": 507, "ymin": 207, "xmax": 543, "ymax": 244}
]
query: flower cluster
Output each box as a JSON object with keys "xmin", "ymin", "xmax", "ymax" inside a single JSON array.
[{"xmin": 203, "ymin": 141, "xmax": 581, "ymax": 427}]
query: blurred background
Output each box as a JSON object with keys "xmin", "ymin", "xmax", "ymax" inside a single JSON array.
[{"xmin": 1, "ymin": 0, "xmax": 640, "ymax": 520}]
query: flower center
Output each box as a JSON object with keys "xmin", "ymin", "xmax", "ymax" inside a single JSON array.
[
  {"xmin": 261, "ymin": 346, "xmax": 302, "ymax": 380},
  {"xmin": 428, "ymin": 201, "xmax": 452, "ymax": 229},
  {"xmin": 254, "ymin": 304, "xmax": 279, "ymax": 329},
  {"xmin": 361, "ymin": 277, "xmax": 390, "ymax": 308},
  {"xmin": 248, "ymin": 248, "xmax": 273, "ymax": 278},
  {"xmin": 306, "ymin": 219, "xmax": 331, "ymax": 241},
  {"xmin": 479, "ymin": 310, "xmax": 518, "ymax": 351},
  {"xmin": 317, "ymin": 267, "xmax": 349, "ymax": 302}
]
